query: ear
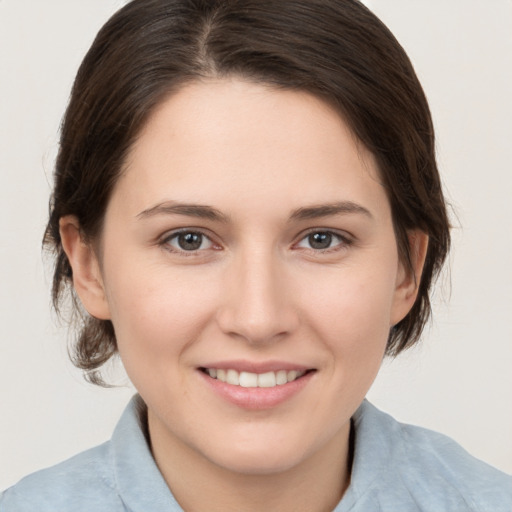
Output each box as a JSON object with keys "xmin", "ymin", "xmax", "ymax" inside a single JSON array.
[
  {"xmin": 59, "ymin": 216, "xmax": 111, "ymax": 320},
  {"xmin": 390, "ymin": 230, "xmax": 429, "ymax": 326}
]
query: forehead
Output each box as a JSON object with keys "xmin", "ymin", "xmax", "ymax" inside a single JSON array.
[{"xmin": 116, "ymin": 78, "xmax": 389, "ymax": 220}]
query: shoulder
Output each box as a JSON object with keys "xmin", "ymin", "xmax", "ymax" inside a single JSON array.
[
  {"xmin": 348, "ymin": 401, "xmax": 512, "ymax": 512},
  {"xmin": 0, "ymin": 395, "xmax": 174, "ymax": 512},
  {"xmin": 0, "ymin": 442, "xmax": 124, "ymax": 512},
  {"xmin": 397, "ymin": 417, "xmax": 512, "ymax": 507}
]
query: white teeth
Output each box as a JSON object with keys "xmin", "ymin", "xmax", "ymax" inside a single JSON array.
[
  {"xmin": 226, "ymin": 369, "xmax": 240, "ymax": 385},
  {"xmin": 239, "ymin": 371, "xmax": 258, "ymax": 388},
  {"xmin": 287, "ymin": 370, "xmax": 298, "ymax": 381},
  {"xmin": 258, "ymin": 371, "xmax": 276, "ymax": 388},
  {"xmin": 206, "ymin": 368, "xmax": 307, "ymax": 387},
  {"xmin": 276, "ymin": 370, "xmax": 288, "ymax": 385}
]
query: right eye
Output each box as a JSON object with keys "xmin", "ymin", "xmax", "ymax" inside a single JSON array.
[{"xmin": 163, "ymin": 231, "xmax": 215, "ymax": 253}]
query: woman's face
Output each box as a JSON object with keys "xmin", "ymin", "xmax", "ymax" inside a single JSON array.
[{"xmin": 79, "ymin": 79, "xmax": 419, "ymax": 475}]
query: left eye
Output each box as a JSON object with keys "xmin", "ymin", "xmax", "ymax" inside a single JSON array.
[
  {"xmin": 296, "ymin": 231, "xmax": 347, "ymax": 251},
  {"xmin": 165, "ymin": 231, "xmax": 214, "ymax": 252}
]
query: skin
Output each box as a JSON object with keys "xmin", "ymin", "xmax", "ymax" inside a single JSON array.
[{"xmin": 61, "ymin": 78, "xmax": 427, "ymax": 512}]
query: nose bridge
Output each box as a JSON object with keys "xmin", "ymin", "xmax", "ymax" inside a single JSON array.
[{"xmin": 217, "ymin": 243, "xmax": 297, "ymax": 344}]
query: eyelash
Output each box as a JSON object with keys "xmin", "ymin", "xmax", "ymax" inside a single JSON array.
[
  {"xmin": 295, "ymin": 229, "xmax": 353, "ymax": 253},
  {"xmin": 160, "ymin": 229, "xmax": 218, "ymax": 257},
  {"xmin": 159, "ymin": 229, "xmax": 353, "ymax": 256}
]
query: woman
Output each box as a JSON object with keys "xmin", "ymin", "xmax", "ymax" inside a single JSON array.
[{"xmin": 1, "ymin": 0, "xmax": 511, "ymax": 510}]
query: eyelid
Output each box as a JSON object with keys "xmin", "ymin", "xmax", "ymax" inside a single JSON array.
[
  {"xmin": 157, "ymin": 227, "xmax": 353, "ymax": 256},
  {"xmin": 159, "ymin": 228, "xmax": 221, "ymax": 255},
  {"xmin": 293, "ymin": 228, "xmax": 354, "ymax": 251}
]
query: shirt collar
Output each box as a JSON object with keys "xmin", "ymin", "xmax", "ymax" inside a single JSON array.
[
  {"xmin": 334, "ymin": 400, "xmax": 397, "ymax": 511},
  {"xmin": 111, "ymin": 395, "xmax": 183, "ymax": 512},
  {"xmin": 111, "ymin": 396, "xmax": 396, "ymax": 512}
]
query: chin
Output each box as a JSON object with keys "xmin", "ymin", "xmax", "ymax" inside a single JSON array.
[
  {"xmin": 202, "ymin": 437, "xmax": 310, "ymax": 476},
  {"xmin": 211, "ymin": 451, "xmax": 305, "ymax": 476}
]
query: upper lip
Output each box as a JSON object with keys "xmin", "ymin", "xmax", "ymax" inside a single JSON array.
[{"xmin": 199, "ymin": 360, "xmax": 313, "ymax": 373}]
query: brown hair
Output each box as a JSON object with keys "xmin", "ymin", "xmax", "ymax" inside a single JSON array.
[{"xmin": 45, "ymin": 0, "xmax": 450, "ymax": 385}]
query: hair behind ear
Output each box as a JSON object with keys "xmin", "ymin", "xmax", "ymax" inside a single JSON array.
[
  {"xmin": 59, "ymin": 215, "xmax": 111, "ymax": 321},
  {"xmin": 387, "ymin": 229, "xmax": 433, "ymax": 355}
]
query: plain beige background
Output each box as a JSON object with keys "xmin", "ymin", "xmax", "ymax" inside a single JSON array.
[{"xmin": 1, "ymin": 0, "xmax": 511, "ymax": 490}]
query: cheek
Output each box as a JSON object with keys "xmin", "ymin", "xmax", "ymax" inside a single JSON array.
[
  {"xmin": 297, "ymin": 262, "xmax": 397, "ymax": 354},
  {"xmin": 104, "ymin": 261, "xmax": 219, "ymax": 364}
]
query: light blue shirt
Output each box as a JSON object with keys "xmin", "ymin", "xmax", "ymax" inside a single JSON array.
[{"xmin": 2, "ymin": 395, "xmax": 511, "ymax": 511}]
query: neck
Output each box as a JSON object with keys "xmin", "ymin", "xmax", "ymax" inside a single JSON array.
[{"xmin": 148, "ymin": 410, "xmax": 352, "ymax": 512}]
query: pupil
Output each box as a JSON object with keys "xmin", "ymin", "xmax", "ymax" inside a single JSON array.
[
  {"xmin": 309, "ymin": 232, "xmax": 332, "ymax": 249},
  {"xmin": 178, "ymin": 232, "xmax": 202, "ymax": 251}
]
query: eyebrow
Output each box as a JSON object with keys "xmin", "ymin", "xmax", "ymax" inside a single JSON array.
[
  {"xmin": 137, "ymin": 201, "xmax": 230, "ymax": 223},
  {"xmin": 137, "ymin": 200, "xmax": 372, "ymax": 223},
  {"xmin": 289, "ymin": 201, "xmax": 373, "ymax": 221}
]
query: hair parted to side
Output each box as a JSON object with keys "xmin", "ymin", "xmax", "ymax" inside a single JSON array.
[{"xmin": 44, "ymin": 0, "xmax": 450, "ymax": 386}]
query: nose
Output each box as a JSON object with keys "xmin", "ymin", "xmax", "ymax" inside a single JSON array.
[{"xmin": 215, "ymin": 248, "xmax": 299, "ymax": 345}]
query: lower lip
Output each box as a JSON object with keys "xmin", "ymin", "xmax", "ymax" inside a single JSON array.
[{"xmin": 198, "ymin": 370, "xmax": 315, "ymax": 410}]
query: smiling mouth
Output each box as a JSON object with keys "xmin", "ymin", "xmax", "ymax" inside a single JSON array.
[{"xmin": 200, "ymin": 368, "xmax": 314, "ymax": 388}]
